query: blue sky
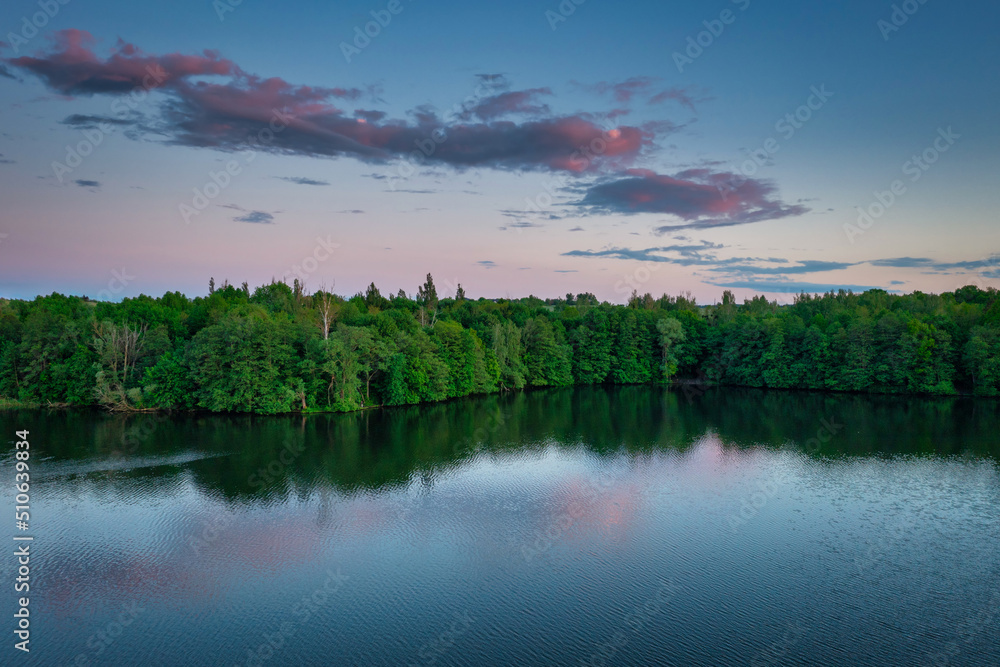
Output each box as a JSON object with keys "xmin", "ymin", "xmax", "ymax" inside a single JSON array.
[{"xmin": 1, "ymin": 0, "xmax": 997, "ymax": 302}]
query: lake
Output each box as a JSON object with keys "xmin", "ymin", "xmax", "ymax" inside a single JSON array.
[{"xmin": 4, "ymin": 387, "xmax": 999, "ymax": 666}]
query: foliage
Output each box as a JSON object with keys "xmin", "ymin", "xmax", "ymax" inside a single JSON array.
[{"xmin": 0, "ymin": 281, "xmax": 997, "ymax": 413}]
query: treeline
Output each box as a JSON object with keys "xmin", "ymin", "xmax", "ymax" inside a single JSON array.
[{"xmin": 0, "ymin": 276, "xmax": 998, "ymax": 414}]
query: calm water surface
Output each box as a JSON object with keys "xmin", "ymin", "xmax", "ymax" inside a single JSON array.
[{"xmin": 3, "ymin": 387, "xmax": 999, "ymax": 666}]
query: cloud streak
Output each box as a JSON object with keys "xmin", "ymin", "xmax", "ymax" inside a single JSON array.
[
  {"xmin": 233, "ymin": 210, "xmax": 274, "ymax": 224},
  {"xmin": 563, "ymin": 244, "xmax": 1000, "ymax": 290},
  {"xmin": 277, "ymin": 176, "xmax": 329, "ymax": 186},
  {"xmin": 707, "ymin": 279, "xmax": 885, "ymax": 294}
]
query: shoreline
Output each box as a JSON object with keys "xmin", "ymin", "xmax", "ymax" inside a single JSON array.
[{"xmin": 2, "ymin": 381, "xmax": 994, "ymax": 416}]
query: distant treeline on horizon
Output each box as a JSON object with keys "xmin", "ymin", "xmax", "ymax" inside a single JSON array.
[{"xmin": 1, "ymin": 276, "xmax": 998, "ymax": 414}]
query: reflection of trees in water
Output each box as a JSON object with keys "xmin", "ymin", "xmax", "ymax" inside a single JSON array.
[{"xmin": 10, "ymin": 387, "xmax": 998, "ymax": 502}]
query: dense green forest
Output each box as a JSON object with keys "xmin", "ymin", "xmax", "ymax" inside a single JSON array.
[{"xmin": 1, "ymin": 276, "xmax": 998, "ymax": 414}]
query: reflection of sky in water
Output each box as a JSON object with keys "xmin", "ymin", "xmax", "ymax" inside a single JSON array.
[{"xmin": 24, "ymin": 431, "xmax": 1000, "ymax": 666}]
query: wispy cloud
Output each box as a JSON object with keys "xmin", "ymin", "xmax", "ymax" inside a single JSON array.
[
  {"xmin": 704, "ymin": 260, "xmax": 857, "ymax": 275},
  {"xmin": 277, "ymin": 176, "xmax": 330, "ymax": 186},
  {"xmin": 562, "ymin": 241, "xmax": 727, "ymax": 266},
  {"xmin": 74, "ymin": 179, "xmax": 100, "ymax": 189},
  {"xmin": 499, "ymin": 221, "xmax": 543, "ymax": 231},
  {"xmin": 234, "ymin": 210, "xmax": 274, "ymax": 224},
  {"xmin": 220, "ymin": 203, "xmax": 275, "ymax": 224},
  {"xmin": 707, "ymin": 279, "xmax": 885, "ymax": 294},
  {"xmin": 62, "ymin": 114, "xmax": 136, "ymax": 128},
  {"xmin": 457, "ymin": 87, "xmax": 553, "ymax": 121},
  {"xmin": 563, "ymin": 243, "xmax": 1000, "ymax": 289},
  {"xmin": 869, "ymin": 256, "xmax": 1000, "ymax": 273},
  {"xmin": 576, "ymin": 77, "xmax": 708, "ymax": 112}
]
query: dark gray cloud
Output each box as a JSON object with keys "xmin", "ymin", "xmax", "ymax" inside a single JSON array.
[
  {"xmin": 277, "ymin": 176, "xmax": 330, "ymax": 186},
  {"xmin": 870, "ymin": 256, "xmax": 1000, "ymax": 274},
  {"xmin": 220, "ymin": 204, "xmax": 276, "ymax": 224},
  {"xmin": 62, "ymin": 114, "xmax": 136, "ymax": 128},
  {"xmin": 563, "ymin": 243, "xmax": 1000, "ymax": 291},
  {"xmin": 575, "ymin": 168, "xmax": 809, "ymax": 230},
  {"xmin": 705, "ymin": 260, "xmax": 857, "ymax": 275},
  {"xmin": 707, "ymin": 280, "xmax": 885, "ymax": 294},
  {"xmin": 234, "ymin": 210, "xmax": 274, "ymax": 224},
  {"xmin": 868, "ymin": 257, "xmax": 934, "ymax": 268},
  {"xmin": 562, "ymin": 241, "xmax": 726, "ymax": 266},
  {"xmin": 574, "ymin": 77, "xmax": 709, "ymax": 113},
  {"xmin": 457, "ymin": 88, "xmax": 553, "ymax": 121},
  {"xmin": 74, "ymin": 179, "xmax": 100, "ymax": 188}
]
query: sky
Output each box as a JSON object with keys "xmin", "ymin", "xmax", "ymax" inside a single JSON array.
[{"xmin": 0, "ymin": 0, "xmax": 998, "ymax": 304}]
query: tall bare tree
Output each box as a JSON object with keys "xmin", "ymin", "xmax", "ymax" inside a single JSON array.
[
  {"xmin": 91, "ymin": 321, "xmax": 148, "ymax": 410},
  {"xmin": 417, "ymin": 273, "xmax": 439, "ymax": 326},
  {"xmin": 315, "ymin": 281, "xmax": 337, "ymax": 340}
]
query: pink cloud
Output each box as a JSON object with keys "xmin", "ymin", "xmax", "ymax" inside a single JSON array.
[
  {"xmin": 579, "ymin": 168, "xmax": 810, "ymax": 229},
  {"xmin": 7, "ymin": 29, "xmax": 237, "ymax": 95},
  {"xmin": 6, "ymin": 30, "xmax": 650, "ymax": 173}
]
